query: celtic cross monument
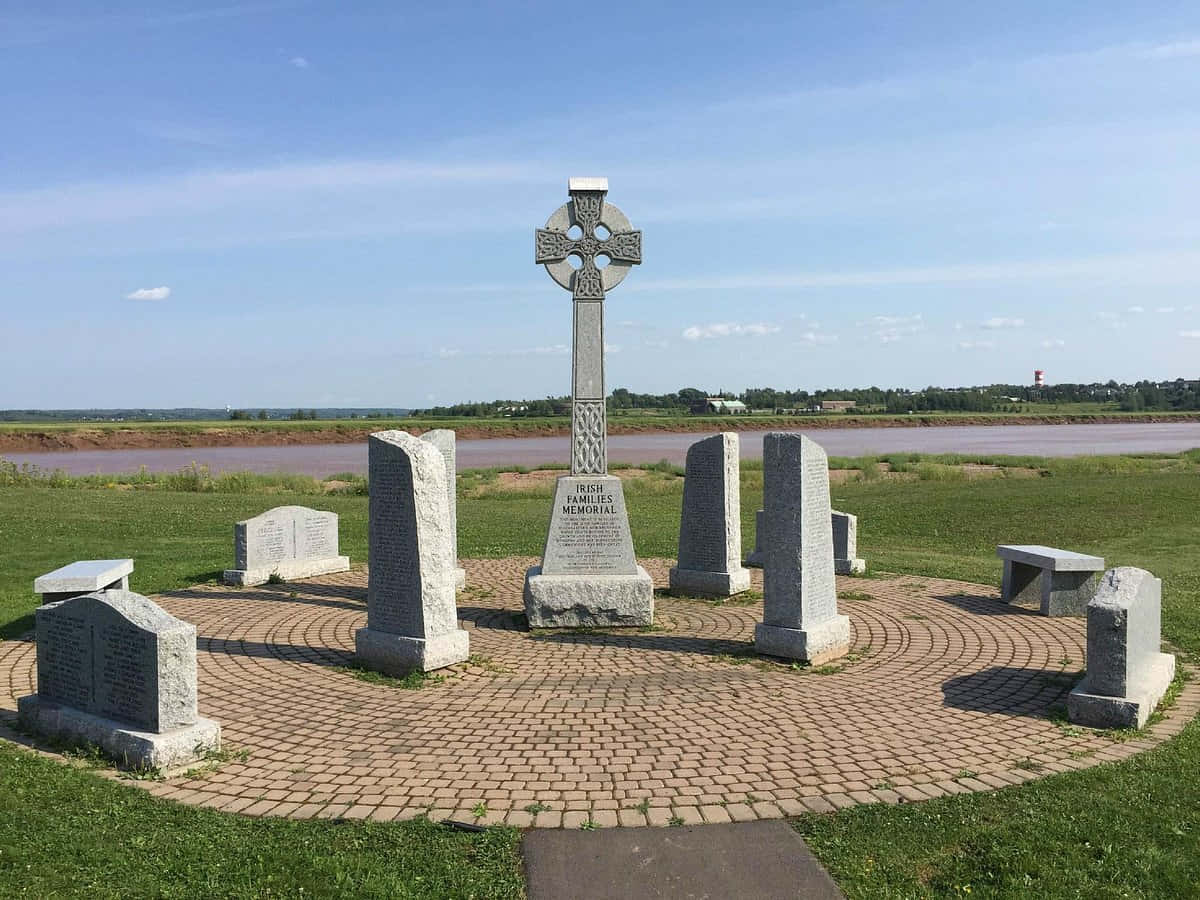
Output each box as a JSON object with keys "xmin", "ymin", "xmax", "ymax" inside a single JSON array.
[{"xmin": 522, "ymin": 177, "xmax": 654, "ymax": 627}]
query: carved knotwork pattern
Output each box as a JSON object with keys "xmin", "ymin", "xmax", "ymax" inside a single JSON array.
[
  {"xmin": 572, "ymin": 192, "xmax": 603, "ymax": 233},
  {"xmin": 574, "ymin": 260, "xmax": 604, "ymax": 300},
  {"xmin": 535, "ymin": 229, "xmax": 573, "ymax": 263},
  {"xmin": 602, "ymin": 231, "xmax": 642, "ymax": 263},
  {"xmin": 571, "ymin": 400, "xmax": 606, "ymax": 474},
  {"xmin": 535, "ymin": 189, "xmax": 643, "ymax": 299}
]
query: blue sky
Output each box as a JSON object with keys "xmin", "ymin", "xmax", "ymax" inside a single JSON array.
[{"xmin": 3, "ymin": 1, "xmax": 1200, "ymax": 408}]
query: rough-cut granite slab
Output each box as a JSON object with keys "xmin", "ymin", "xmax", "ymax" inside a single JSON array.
[
  {"xmin": 356, "ymin": 431, "xmax": 469, "ymax": 674},
  {"xmin": 1069, "ymin": 567, "xmax": 1176, "ymax": 728}
]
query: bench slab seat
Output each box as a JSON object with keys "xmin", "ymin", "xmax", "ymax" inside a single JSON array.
[{"xmin": 996, "ymin": 545, "xmax": 1104, "ymax": 616}]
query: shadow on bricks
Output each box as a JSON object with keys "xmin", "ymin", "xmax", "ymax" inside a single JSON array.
[
  {"xmin": 934, "ymin": 592, "xmax": 1046, "ymax": 618},
  {"xmin": 942, "ymin": 665, "xmax": 1081, "ymax": 715},
  {"xmin": 202, "ymin": 636, "xmax": 352, "ymax": 667},
  {"xmin": 528, "ymin": 630, "xmax": 752, "ymax": 658}
]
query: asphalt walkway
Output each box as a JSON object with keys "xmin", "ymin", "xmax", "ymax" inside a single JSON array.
[{"xmin": 523, "ymin": 819, "xmax": 845, "ymax": 899}]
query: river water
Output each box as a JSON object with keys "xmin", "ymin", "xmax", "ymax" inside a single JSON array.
[{"xmin": 5, "ymin": 423, "xmax": 1200, "ymax": 477}]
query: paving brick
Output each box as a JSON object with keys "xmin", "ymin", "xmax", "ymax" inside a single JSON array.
[{"xmin": 1, "ymin": 559, "xmax": 1189, "ymax": 831}]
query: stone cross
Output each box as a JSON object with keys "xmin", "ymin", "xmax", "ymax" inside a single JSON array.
[{"xmin": 535, "ymin": 177, "xmax": 642, "ymax": 475}]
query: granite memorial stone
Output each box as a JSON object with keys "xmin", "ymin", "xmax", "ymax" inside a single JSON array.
[
  {"xmin": 522, "ymin": 177, "xmax": 653, "ymax": 627},
  {"xmin": 670, "ymin": 433, "xmax": 751, "ymax": 597},
  {"xmin": 35, "ymin": 559, "xmax": 133, "ymax": 605},
  {"xmin": 420, "ymin": 429, "xmax": 467, "ymax": 591},
  {"xmin": 18, "ymin": 590, "xmax": 220, "ymax": 769},
  {"xmin": 356, "ymin": 431, "xmax": 469, "ymax": 674},
  {"xmin": 832, "ymin": 510, "xmax": 866, "ymax": 575},
  {"xmin": 1068, "ymin": 567, "xmax": 1176, "ymax": 728},
  {"xmin": 222, "ymin": 505, "xmax": 349, "ymax": 586},
  {"xmin": 754, "ymin": 433, "xmax": 851, "ymax": 664}
]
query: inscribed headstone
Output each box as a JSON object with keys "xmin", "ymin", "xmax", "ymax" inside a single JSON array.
[
  {"xmin": 17, "ymin": 590, "xmax": 220, "ymax": 769},
  {"xmin": 831, "ymin": 510, "xmax": 866, "ymax": 575},
  {"xmin": 223, "ymin": 505, "xmax": 349, "ymax": 586},
  {"xmin": 670, "ymin": 433, "xmax": 750, "ymax": 596},
  {"xmin": 1068, "ymin": 567, "xmax": 1176, "ymax": 728},
  {"xmin": 356, "ymin": 431, "xmax": 469, "ymax": 673},
  {"xmin": 420, "ymin": 429, "xmax": 466, "ymax": 590},
  {"xmin": 754, "ymin": 433, "xmax": 850, "ymax": 664}
]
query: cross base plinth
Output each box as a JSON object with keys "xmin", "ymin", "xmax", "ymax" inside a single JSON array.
[{"xmin": 523, "ymin": 566, "xmax": 654, "ymax": 628}]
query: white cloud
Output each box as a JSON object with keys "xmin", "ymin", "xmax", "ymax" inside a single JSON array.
[
  {"xmin": 868, "ymin": 314, "xmax": 922, "ymax": 327},
  {"xmin": 956, "ymin": 340, "xmax": 996, "ymax": 350},
  {"xmin": 438, "ymin": 347, "xmax": 461, "ymax": 358},
  {"xmin": 1182, "ymin": 330, "xmax": 1200, "ymax": 339},
  {"xmin": 604, "ymin": 342, "xmax": 621, "ymax": 353},
  {"xmin": 1041, "ymin": 338, "xmax": 1067, "ymax": 349},
  {"xmin": 643, "ymin": 339, "xmax": 669, "ymax": 350},
  {"xmin": 290, "ymin": 56, "xmax": 309, "ymax": 68},
  {"xmin": 682, "ymin": 322, "xmax": 781, "ymax": 340},
  {"xmin": 125, "ymin": 285, "xmax": 170, "ymax": 301},
  {"xmin": 1141, "ymin": 40, "xmax": 1200, "ymax": 60},
  {"xmin": 1098, "ymin": 311, "xmax": 1121, "ymax": 320},
  {"xmin": 1127, "ymin": 305, "xmax": 1146, "ymax": 313},
  {"xmin": 797, "ymin": 331, "xmax": 838, "ymax": 346},
  {"xmin": 981, "ymin": 316, "xmax": 1025, "ymax": 329},
  {"xmin": 860, "ymin": 313, "xmax": 924, "ymax": 344},
  {"xmin": 1157, "ymin": 306, "xmax": 1176, "ymax": 313}
]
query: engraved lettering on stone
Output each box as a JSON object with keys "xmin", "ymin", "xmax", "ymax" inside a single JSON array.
[{"xmin": 38, "ymin": 614, "xmax": 92, "ymax": 709}]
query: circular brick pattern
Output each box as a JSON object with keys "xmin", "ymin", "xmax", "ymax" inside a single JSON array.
[{"xmin": 1, "ymin": 559, "xmax": 1193, "ymax": 828}]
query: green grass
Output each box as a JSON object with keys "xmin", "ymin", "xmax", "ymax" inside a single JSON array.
[
  {"xmin": 0, "ymin": 743, "xmax": 522, "ymax": 898},
  {"xmin": 1, "ymin": 453, "xmax": 1200, "ymax": 896}
]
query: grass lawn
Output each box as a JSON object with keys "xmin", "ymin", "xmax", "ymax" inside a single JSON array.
[{"xmin": 0, "ymin": 453, "xmax": 1197, "ymax": 897}]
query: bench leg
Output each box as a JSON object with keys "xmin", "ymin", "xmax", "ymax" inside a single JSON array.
[
  {"xmin": 1042, "ymin": 570, "xmax": 1101, "ymax": 616},
  {"xmin": 1001, "ymin": 561, "xmax": 1041, "ymax": 605}
]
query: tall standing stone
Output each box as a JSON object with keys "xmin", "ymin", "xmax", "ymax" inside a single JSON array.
[
  {"xmin": 18, "ymin": 590, "xmax": 220, "ymax": 770},
  {"xmin": 420, "ymin": 429, "xmax": 467, "ymax": 591},
  {"xmin": 522, "ymin": 178, "xmax": 653, "ymax": 627},
  {"xmin": 754, "ymin": 433, "xmax": 851, "ymax": 664},
  {"xmin": 1068, "ymin": 567, "xmax": 1176, "ymax": 728},
  {"xmin": 670, "ymin": 433, "xmax": 751, "ymax": 597},
  {"xmin": 356, "ymin": 431, "xmax": 469, "ymax": 674}
]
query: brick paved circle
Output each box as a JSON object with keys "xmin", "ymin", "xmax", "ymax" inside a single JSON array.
[{"xmin": 1, "ymin": 559, "xmax": 1194, "ymax": 828}]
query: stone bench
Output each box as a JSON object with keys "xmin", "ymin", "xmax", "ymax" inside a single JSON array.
[
  {"xmin": 34, "ymin": 559, "xmax": 133, "ymax": 605},
  {"xmin": 997, "ymin": 545, "xmax": 1104, "ymax": 616}
]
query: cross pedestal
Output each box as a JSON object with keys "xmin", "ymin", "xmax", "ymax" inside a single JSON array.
[{"xmin": 522, "ymin": 178, "xmax": 653, "ymax": 627}]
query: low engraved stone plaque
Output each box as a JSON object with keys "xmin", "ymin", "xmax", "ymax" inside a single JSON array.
[
  {"xmin": 522, "ymin": 178, "xmax": 653, "ymax": 627},
  {"xmin": 223, "ymin": 505, "xmax": 350, "ymax": 586},
  {"xmin": 18, "ymin": 590, "xmax": 220, "ymax": 770}
]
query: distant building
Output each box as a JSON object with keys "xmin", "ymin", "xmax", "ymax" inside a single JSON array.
[
  {"xmin": 820, "ymin": 400, "xmax": 857, "ymax": 412},
  {"xmin": 698, "ymin": 398, "xmax": 749, "ymax": 414}
]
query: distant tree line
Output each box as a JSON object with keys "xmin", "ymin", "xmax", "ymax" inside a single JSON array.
[{"xmin": 412, "ymin": 378, "xmax": 1200, "ymax": 417}]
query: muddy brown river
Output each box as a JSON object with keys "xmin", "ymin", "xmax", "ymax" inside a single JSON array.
[{"xmin": 4, "ymin": 423, "xmax": 1200, "ymax": 477}]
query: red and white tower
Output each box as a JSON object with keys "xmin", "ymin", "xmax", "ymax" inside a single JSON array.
[{"xmin": 1034, "ymin": 369, "xmax": 1045, "ymax": 388}]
